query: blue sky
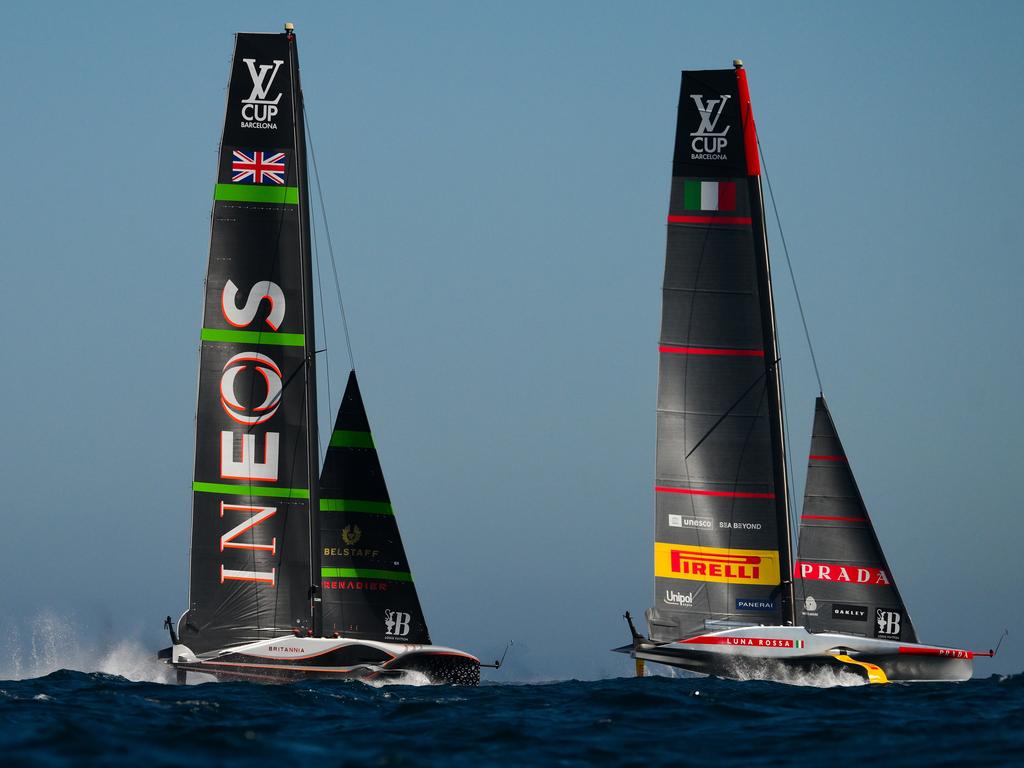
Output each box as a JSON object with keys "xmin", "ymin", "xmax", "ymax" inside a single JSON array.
[{"xmin": 1, "ymin": 1, "xmax": 1021, "ymax": 679}]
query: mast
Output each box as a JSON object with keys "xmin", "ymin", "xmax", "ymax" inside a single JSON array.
[
  {"xmin": 737, "ymin": 61, "xmax": 796, "ymax": 625},
  {"xmin": 286, "ymin": 23, "xmax": 323, "ymax": 637}
]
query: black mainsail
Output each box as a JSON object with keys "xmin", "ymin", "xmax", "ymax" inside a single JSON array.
[
  {"xmin": 181, "ymin": 31, "xmax": 320, "ymax": 655},
  {"xmin": 646, "ymin": 65, "xmax": 794, "ymax": 643},
  {"xmin": 795, "ymin": 397, "xmax": 917, "ymax": 642},
  {"xmin": 319, "ymin": 371, "xmax": 431, "ymax": 644},
  {"xmin": 166, "ymin": 26, "xmax": 484, "ymax": 687}
]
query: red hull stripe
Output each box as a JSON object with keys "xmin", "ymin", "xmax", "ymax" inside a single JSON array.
[
  {"xmin": 668, "ymin": 215, "xmax": 752, "ymax": 225},
  {"xmin": 809, "ymin": 454, "xmax": 846, "ymax": 461},
  {"xmin": 659, "ymin": 345, "xmax": 764, "ymax": 357},
  {"xmin": 656, "ymin": 485, "xmax": 775, "ymax": 499},
  {"xmin": 681, "ymin": 635, "xmax": 799, "ymax": 648},
  {"xmin": 800, "ymin": 515, "xmax": 866, "ymax": 522},
  {"xmin": 897, "ymin": 646, "xmax": 975, "ymax": 659}
]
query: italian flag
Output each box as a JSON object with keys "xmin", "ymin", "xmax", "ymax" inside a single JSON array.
[{"xmin": 684, "ymin": 180, "xmax": 736, "ymax": 212}]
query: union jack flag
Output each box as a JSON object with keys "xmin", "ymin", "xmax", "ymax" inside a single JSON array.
[{"xmin": 231, "ymin": 150, "xmax": 287, "ymax": 185}]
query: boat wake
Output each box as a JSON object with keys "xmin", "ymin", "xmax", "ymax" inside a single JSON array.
[
  {"xmin": 1, "ymin": 612, "xmax": 173, "ymax": 684},
  {"xmin": 727, "ymin": 660, "xmax": 867, "ymax": 687},
  {"xmin": 364, "ymin": 670, "xmax": 434, "ymax": 688},
  {"xmin": 645, "ymin": 660, "xmax": 866, "ymax": 687},
  {"xmin": 1, "ymin": 613, "xmax": 457, "ymax": 688}
]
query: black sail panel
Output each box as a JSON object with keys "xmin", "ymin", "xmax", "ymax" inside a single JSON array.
[
  {"xmin": 795, "ymin": 397, "xmax": 917, "ymax": 643},
  {"xmin": 646, "ymin": 68, "xmax": 793, "ymax": 643},
  {"xmin": 319, "ymin": 371, "xmax": 431, "ymax": 644},
  {"xmin": 181, "ymin": 32, "xmax": 317, "ymax": 655}
]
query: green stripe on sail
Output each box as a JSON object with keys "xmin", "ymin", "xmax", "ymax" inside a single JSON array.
[
  {"xmin": 193, "ymin": 481, "xmax": 309, "ymax": 499},
  {"xmin": 320, "ymin": 498, "xmax": 394, "ymax": 515},
  {"xmin": 329, "ymin": 430, "xmax": 375, "ymax": 449},
  {"xmin": 683, "ymin": 179, "xmax": 701, "ymax": 210},
  {"xmin": 201, "ymin": 328, "xmax": 305, "ymax": 346},
  {"xmin": 214, "ymin": 183, "xmax": 299, "ymax": 204},
  {"xmin": 321, "ymin": 567, "xmax": 413, "ymax": 582}
]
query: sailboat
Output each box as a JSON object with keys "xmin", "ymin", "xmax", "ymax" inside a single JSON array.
[
  {"xmin": 159, "ymin": 26, "xmax": 481, "ymax": 685},
  {"xmin": 617, "ymin": 61, "xmax": 995, "ymax": 684}
]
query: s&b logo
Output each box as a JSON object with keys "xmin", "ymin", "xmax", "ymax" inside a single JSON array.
[
  {"xmin": 689, "ymin": 94, "xmax": 730, "ymax": 159},
  {"xmin": 241, "ymin": 58, "xmax": 283, "ymax": 129},
  {"xmin": 875, "ymin": 609, "xmax": 902, "ymax": 640},
  {"xmin": 384, "ymin": 609, "xmax": 411, "ymax": 638}
]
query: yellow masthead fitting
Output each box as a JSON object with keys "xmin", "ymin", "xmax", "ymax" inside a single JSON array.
[
  {"xmin": 284, "ymin": 22, "xmax": 295, "ymax": 31},
  {"xmin": 733, "ymin": 58, "xmax": 744, "ymax": 69}
]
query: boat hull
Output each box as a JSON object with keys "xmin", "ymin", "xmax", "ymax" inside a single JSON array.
[
  {"xmin": 165, "ymin": 635, "xmax": 481, "ymax": 686},
  {"xmin": 618, "ymin": 625, "xmax": 975, "ymax": 684}
]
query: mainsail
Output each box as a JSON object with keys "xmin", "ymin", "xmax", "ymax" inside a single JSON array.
[
  {"xmin": 319, "ymin": 371, "xmax": 431, "ymax": 644},
  {"xmin": 181, "ymin": 31, "xmax": 320, "ymax": 654},
  {"xmin": 795, "ymin": 397, "xmax": 917, "ymax": 642},
  {"xmin": 647, "ymin": 65, "xmax": 794, "ymax": 643}
]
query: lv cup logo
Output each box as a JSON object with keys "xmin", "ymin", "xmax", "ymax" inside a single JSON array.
[
  {"xmin": 689, "ymin": 94, "xmax": 730, "ymax": 156},
  {"xmin": 242, "ymin": 58, "xmax": 284, "ymax": 125}
]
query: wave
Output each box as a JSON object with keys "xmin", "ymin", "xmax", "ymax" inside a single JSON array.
[
  {"xmin": 643, "ymin": 659, "xmax": 867, "ymax": 687},
  {"xmin": 1, "ymin": 614, "xmax": 460, "ymax": 689},
  {"xmin": 1, "ymin": 612, "xmax": 172, "ymax": 684}
]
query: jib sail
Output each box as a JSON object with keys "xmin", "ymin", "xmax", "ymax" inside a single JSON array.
[
  {"xmin": 180, "ymin": 31, "xmax": 320, "ymax": 654},
  {"xmin": 646, "ymin": 65, "xmax": 795, "ymax": 643},
  {"xmin": 795, "ymin": 397, "xmax": 917, "ymax": 642},
  {"xmin": 318, "ymin": 371, "xmax": 431, "ymax": 644}
]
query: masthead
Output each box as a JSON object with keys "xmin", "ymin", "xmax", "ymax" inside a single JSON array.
[
  {"xmin": 733, "ymin": 58, "xmax": 744, "ymax": 69},
  {"xmin": 284, "ymin": 22, "xmax": 295, "ymax": 31}
]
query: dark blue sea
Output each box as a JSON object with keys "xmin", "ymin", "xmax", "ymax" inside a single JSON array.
[{"xmin": 1, "ymin": 664, "xmax": 1021, "ymax": 767}]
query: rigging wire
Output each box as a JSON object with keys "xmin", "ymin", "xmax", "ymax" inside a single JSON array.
[
  {"xmin": 756, "ymin": 134, "xmax": 821, "ymax": 597},
  {"xmin": 311, "ymin": 201, "xmax": 330, "ymax": 459},
  {"xmin": 777, "ymin": 342, "xmax": 803, "ymax": 597},
  {"xmin": 757, "ymin": 134, "xmax": 823, "ymax": 396},
  {"xmin": 304, "ymin": 103, "xmax": 356, "ymax": 371}
]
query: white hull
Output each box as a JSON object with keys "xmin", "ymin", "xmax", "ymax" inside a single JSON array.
[
  {"xmin": 166, "ymin": 635, "xmax": 481, "ymax": 685},
  {"xmin": 622, "ymin": 625, "xmax": 979, "ymax": 684}
]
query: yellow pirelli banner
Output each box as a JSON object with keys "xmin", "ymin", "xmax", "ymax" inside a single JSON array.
[{"xmin": 655, "ymin": 542, "xmax": 780, "ymax": 585}]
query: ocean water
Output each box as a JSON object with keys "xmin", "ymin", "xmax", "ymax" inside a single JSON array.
[{"xmin": 0, "ymin": 639, "xmax": 1021, "ymax": 768}]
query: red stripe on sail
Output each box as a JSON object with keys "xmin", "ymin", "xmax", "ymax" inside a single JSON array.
[
  {"xmin": 800, "ymin": 515, "xmax": 866, "ymax": 522},
  {"xmin": 809, "ymin": 454, "xmax": 846, "ymax": 461},
  {"xmin": 668, "ymin": 215, "xmax": 752, "ymax": 225},
  {"xmin": 656, "ymin": 485, "xmax": 775, "ymax": 499},
  {"xmin": 659, "ymin": 345, "xmax": 764, "ymax": 357}
]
